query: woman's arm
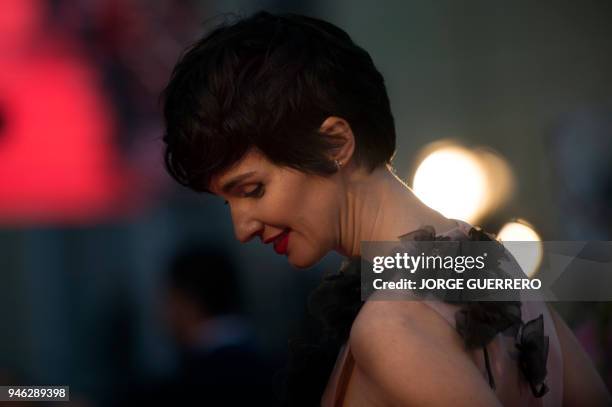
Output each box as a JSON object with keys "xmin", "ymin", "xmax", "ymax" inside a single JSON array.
[
  {"xmin": 349, "ymin": 301, "xmax": 503, "ymax": 406},
  {"xmin": 547, "ymin": 304, "xmax": 611, "ymax": 407}
]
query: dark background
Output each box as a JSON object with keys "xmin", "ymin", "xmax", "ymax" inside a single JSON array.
[{"xmin": 0, "ymin": 0, "xmax": 611, "ymax": 405}]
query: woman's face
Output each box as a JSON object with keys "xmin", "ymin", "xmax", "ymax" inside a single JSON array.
[{"xmin": 209, "ymin": 149, "xmax": 342, "ymax": 268}]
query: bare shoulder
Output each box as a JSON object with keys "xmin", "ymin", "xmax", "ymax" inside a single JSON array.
[
  {"xmin": 348, "ymin": 300, "xmax": 502, "ymax": 406},
  {"xmin": 350, "ymin": 301, "xmax": 450, "ymax": 350},
  {"xmin": 349, "ymin": 300, "xmax": 467, "ymax": 361}
]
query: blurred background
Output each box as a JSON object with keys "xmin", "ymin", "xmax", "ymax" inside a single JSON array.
[{"xmin": 0, "ymin": 0, "xmax": 611, "ymax": 405}]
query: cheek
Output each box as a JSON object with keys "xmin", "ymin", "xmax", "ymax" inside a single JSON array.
[
  {"xmin": 269, "ymin": 173, "xmax": 338, "ymax": 229},
  {"xmin": 264, "ymin": 170, "xmax": 340, "ymax": 263},
  {"xmin": 287, "ymin": 191, "xmax": 339, "ymax": 261}
]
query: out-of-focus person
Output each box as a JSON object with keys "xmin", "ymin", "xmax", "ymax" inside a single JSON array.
[{"xmin": 118, "ymin": 247, "xmax": 277, "ymax": 406}]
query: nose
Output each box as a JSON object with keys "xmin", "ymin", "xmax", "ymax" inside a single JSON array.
[{"xmin": 230, "ymin": 205, "xmax": 263, "ymax": 243}]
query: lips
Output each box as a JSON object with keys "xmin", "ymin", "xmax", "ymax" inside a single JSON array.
[{"xmin": 272, "ymin": 230, "xmax": 290, "ymax": 255}]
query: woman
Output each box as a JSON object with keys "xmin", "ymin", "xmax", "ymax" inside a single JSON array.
[{"xmin": 162, "ymin": 11, "xmax": 610, "ymax": 406}]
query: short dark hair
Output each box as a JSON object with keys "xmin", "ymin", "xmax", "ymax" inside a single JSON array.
[{"xmin": 162, "ymin": 11, "xmax": 396, "ymax": 192}]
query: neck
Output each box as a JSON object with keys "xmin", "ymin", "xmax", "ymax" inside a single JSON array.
[{"xmin": 335, "ymin": 165, "xmax": 457, "ymax": 257}]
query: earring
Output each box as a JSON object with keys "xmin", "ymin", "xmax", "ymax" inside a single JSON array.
[{"xmin": 334, "ymin": 159, "xmax": 342, "ymax": 170}]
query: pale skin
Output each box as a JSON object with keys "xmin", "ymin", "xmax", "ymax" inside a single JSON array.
[
  {"xmin": 209, "ymin": 117, "xmax": 457, "ymax": 266},
  {"xmin": 209, "ymin": 117, "xmax": 611, "ymax": 406}
]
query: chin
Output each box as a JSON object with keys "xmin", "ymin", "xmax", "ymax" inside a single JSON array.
[
  {"xmin": 287, "ymin": 255, "xmax": 316, "ymax": 269},
  {"xmin": 287, "ymin": 250, "xmax": 324, "ymax": 269}
]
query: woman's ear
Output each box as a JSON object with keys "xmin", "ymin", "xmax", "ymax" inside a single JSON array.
[{"xmin": 319, "ymin": 116, "xmax": 355, "ymax": 168}]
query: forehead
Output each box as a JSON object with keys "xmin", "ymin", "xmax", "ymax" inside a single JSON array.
[{"xmin": 209, "ymin": 149, "xmax": 271, "ymax": 193}]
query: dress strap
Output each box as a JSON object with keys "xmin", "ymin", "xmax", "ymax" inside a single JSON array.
[{"xmin": 333, "ymin": 347, "xmax": 355, "ymax": 407}]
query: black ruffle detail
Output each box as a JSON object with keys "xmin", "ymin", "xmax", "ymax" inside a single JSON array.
[
  {"xmin": 454, "ymin": 302, "xmax": 550, "ymax": 398},
  {"xmin": 281, "ymin": 261, "xmax": 364, "ymax": 407},
  {"xmin": 282, "ymin": 225, "xmax": 550, "ymax": 406},
  {"xmin": 451, "ymin": 226, "xmax": 550, "ymax": 398},
  {"xmin": 455, "ymin": 301, "xmax": 522, "ymax": 348},
  {"xmin": 516, "ymin": 314, "xmax": 550, "ymax": 397},
  {"xmin": 307, "ymin": 261, "xmax": 363, "ymax": 343}
]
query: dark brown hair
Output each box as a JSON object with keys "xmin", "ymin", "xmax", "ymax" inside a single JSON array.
[{"xmin": 162, "ymin": 11, "xmax": 396, "ymax": 192}]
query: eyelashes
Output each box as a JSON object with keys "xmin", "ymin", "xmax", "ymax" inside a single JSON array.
[
  {"xmin": 223, "ymin": 183, "xmax": 265, "ymax": 205},
  {"xmin": 243, "ymin": 183, "xmax": 265, "ymax": 198}
]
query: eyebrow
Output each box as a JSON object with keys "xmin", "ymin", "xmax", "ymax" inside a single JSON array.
[{"xmin": 220, "ymin": 171, "xmax": 257, "ymax": 193}]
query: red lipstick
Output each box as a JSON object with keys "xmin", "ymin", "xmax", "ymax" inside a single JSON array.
[{"xmin": 273, "ymin": 230, "xmax": 290, "ymax": 255}]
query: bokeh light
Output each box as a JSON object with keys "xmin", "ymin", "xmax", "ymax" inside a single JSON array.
[
  {"xmin": 498, "ymin": 220, "xmax": 543, "ymax": 277},
  {"xmin": 412, "ymin": 142, "xmax": 514, "ymax": 223}
]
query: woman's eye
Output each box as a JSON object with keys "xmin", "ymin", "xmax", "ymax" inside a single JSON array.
[{"xmin": 242, "ymin": 183, "xmax": 264, "ymax": 198}]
